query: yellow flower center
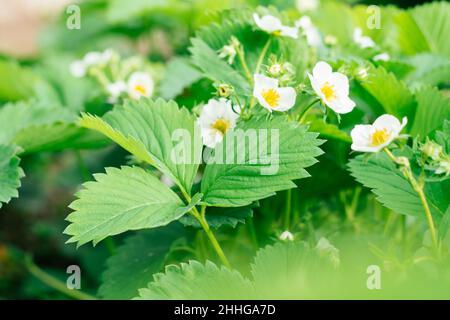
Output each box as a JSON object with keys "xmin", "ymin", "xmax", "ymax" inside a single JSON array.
[
  {"xmin": 262, "ymin": 88, "xmax": 280, "ymax": 108},
  {"xmin": 320, "ymin": 82, "xmax": 337, "ymax": 102},
  {"xmin": 134, "ymin": 84, "xmax": 147, "ymax": 95},
  {"xmin": 371, "ymin": 129, "xmax": 390, "ymax": 146},
  {"xmin": 211, "ymin": 118, "xmax": 231, "ymax": 135}
]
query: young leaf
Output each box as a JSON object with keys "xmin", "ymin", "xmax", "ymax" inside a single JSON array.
[
  {"xmin": 79, "ymin": 98, "xmax": 202, "ymax": 195},
  {"xmin": 201, "ymin": 115, "xmax": 323, "ymax": 207},
  {"xmin": 410, "ymin": 2, "xmax": 450, "ymax": 58},
  {"xmin": 0, "ymin": 145, "xmax": 24, "ymax": 209},
  {"xmin": 359, "ymin": 65, "xmax": 415, "ymax": 120},
  {"xmin": 99, "ymin": 224, "xmax": 184, "ymax": 299},
  {"xmin": 189, "ymin": 38, "xmax": 250, "ymax": 97},
  {"xmin": 410, "ymin": 86, "xmax": 450, "ymax": 138},
  {"xmin": 348, "ymin": 152, "xmax": 449, "ymax": 220},
  {"xmin": 136, "ymin": 260, "xmax": 254, "ymax": 300},
  {"xmin": 64, "ymin": 166, "xmax": 187, "ymax": 247}
]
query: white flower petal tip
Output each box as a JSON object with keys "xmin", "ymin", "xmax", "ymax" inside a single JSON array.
[
  {"xmin": 296, "ymin": 0, "xmax": 319, "ymax": 12},
  {"xmin": 253, "ymin": 74, "xmax": 296, "ymax": 113},
  {"xmin": 350, "ymin": 114, "xmax": 408, "ymax": 153},
  {"xmin": 253, "ymin": 13, "xmax": 298, "ymax": 39},
  {"xmin": 309, "ymin": 61, "xmax": 356, "ymax": 114},
  {"xmin": 198, "ymin": 98, "xmax": 239, "ymax": 148},
  {"xmin": 127, "ymin": 71, "xmax": 154, "ymax": 100},
  {"xmin": 353, "ymin": 27, "xmax": 375, "ymax": 49},
  {"xmin": 373, "ymin": 53, "xmax": 391, "ymax": 62},
  {"xmin": 279, "ymin": 231, "xmax": 294, "ymax": 241}
]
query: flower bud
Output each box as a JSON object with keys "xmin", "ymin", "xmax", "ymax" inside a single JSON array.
[
  {"xmin": 268, "ymin": 63, "xmax": 283, "ymax": 77},
  {"xmin": 279, "ymin": 230, "xmax": 294, "ymax": 241},
  {"xmin": 421, "ymin": 140, "xmax": 442, "ymax": 160},
  {"xmin": 217, "ymin": 83, "xmax": 234, "ymax": 98}
]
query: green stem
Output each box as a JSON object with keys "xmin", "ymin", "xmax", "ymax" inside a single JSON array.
[
  {"xmin": 284, "ymin": 189, "xmax": 292, "ymax": 230},
  {"xmin": 25, "ymin": 256, "xmax": 97, "ymax": 300},
  {"xmin": 250, "ymin": 37, "xmax": 272, "ymax": 109},
  {"xmin": 383, "ymin": 148, "xmax": 438, "ymax": 249},
  {"xmin": 255, "ymin": 36, "xmax": 272, "ymax": 75},
  {"xmin": 298, "ymin": 98, "xmax": 320, "ymax": 124},
  {"xmin": 190, "ymin": 206, "xmax": 231, "ymax": 268},
  {"xmin": 235, "ymin": 45, "xmax": 253, "ymax": 85},
  {"xmin": 247, "ymin": 218, "xmax": 258, "ymax": 249}
]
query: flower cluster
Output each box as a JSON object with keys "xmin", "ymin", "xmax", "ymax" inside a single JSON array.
[{"xmin": 70, "ymin": 49, "xmax": 154, "ymax": 103}]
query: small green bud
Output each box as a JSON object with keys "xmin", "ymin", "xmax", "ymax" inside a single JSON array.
[{"xmin": 217, "ymin": 83, "xmax": 234, "ymax": 98}]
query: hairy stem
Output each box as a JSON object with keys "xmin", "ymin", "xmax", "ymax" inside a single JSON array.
[
  {"xmin": 298, "ymin": 98, "xmax": 321, "ymax": 124},
  {"xmin": 25, "ymin": 256, "xmax": 96, "ymax": 300},
  {"xmin": 284, "ymin": 189, "xmax": 292, "ymax": 230},
  {"xmin": 235, "ymin": 45, "xmax": 253, "ymax": 85},
  {"xmin": 383, "ymin": 148, "xmax": 438, "ymax": 249},
  {"xmin": 250, "ymin": 36, "xmax": 272, "ymax": 109}
]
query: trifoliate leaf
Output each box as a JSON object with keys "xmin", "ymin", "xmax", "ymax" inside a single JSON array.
[
  {"xmin": 179, "ymin": 205, "xmax": 254, "ymax": 229},
  {"xmin": 79, "ymin": 98, "xmax": 202, "ymax": 195},
  {"xmin": 0, "ymin": 145, "xmax": 24, "ymax": 209},
  {"xmin": 99, "ymin": 224, "xmax": 184, "ymax": 299},
  {"xmin": 348, "ymin": 152, "xmax": 449, "ymax": 220},
  {"xmin": 410, "ymin": 86, "xmax": 450, "ymax": 138},
  {"xmin": 359, "ymin": 65, "xmax": 415, "ymax": 120},
  {"xmin": 136, "ymin": 260, "xmax": 254, "ymax": 300},
  {"xmin": 159, "ymin": 57, "xmax": 202, "ymax": 100},
  {"xmin": 200, "ymin": 115, "xmax": 323, "ymax": 207},
  {"xmin": 64, "ymin": 166, "xmax": 187, "ymax": 246}
]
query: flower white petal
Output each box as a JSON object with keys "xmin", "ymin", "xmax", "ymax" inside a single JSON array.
[
  {"xmin": 353, "ymin": 27, "xmax": 375, "ymax": 49},
  {"xmin": 350, "ymin": 125, "xmax": 380, "ymax": 152},
  {"xmin": 373, "ymin": 53, "xmax": 390, "ymax": 61},
  {"xmin": 296, "ymin": 0, "xmax": 319, "ymax": 12},
  {"xmin": 280, "ymin": 26, "xmax": 298, "ymax": 39},
  {"xmin": 328, "ymin": 95, "xmax": 356, "ymax": 114},
  {"xmin": 253, "ymin": 73, "xmax": 278, "ymax": 93},
  {"xmin": 253, "ymin": 13, "xmax": 282, "ymax": 33},
  {"xmin": 69, "ymin": 60, "xmax": 86, "ymax": 78},
  {"xmin": 295, "ymin": 15, "xmax": 312, "ymax": 29},
  {"xmin": 273, "ymin": 87, "xmax": 297, "ymax": 112},
  {"xmin": 106, "ymin": 81, "xmax": 127, "ymax": 103},
  {"xmin": 312, "ymin": 61, "xmax": 333, "ymax": 82},
  {"xmin": 83, "ymin": 51, "xmax": 102, "ymax": 66}
]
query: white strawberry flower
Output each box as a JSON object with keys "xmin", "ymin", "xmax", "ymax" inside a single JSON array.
[
  {"xmin": 308, "ymin": 61, "xmax": 355, "ymax": 114},
  {"xmin": 127, "ymin": 71, "xmax": 154, "ymax": 100},
  {"xmin": 253, "ymin": 74, "xmax": 296, "ymax": 112},
  {"xmin": 106, "ymin": 81, "xmax": 127, "ymax": 103},
  {"xmin": 350, "ymin": 114, "xmax": 408, "ymax": 153},
  {"xmin": 353, "ymin": 27, "xmax": 375, "ymax": 49},
  {"xmin": 295, "ymin": 16, "xmax": 321, "ymax": 47},
  {"xmin": 296, "ymin": 0, "xmax": 319, "ymax": 12},
  {"xmin": 253, "ymin": 13, "xmax": 298, "ymax": 39},
  {"xmin": 373, "ymin": 52, "xmax": 390, "ymax": 62},
  {"xmin": 198, "ymin": 98, "xmax": 239, "ymax": 148}
]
